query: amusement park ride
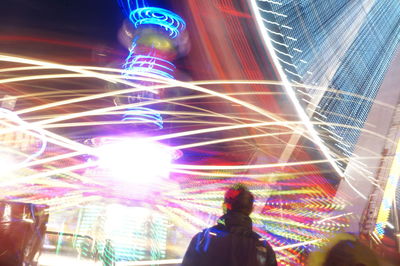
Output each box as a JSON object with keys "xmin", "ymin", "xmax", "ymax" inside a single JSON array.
[{"xmin": 0, "ymin": 0, "xmax": 400, "ymax": 265}]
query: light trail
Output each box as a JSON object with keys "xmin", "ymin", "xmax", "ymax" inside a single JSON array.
[
  {"xmin": 315, "ymin": 212, "xmax": 353, "ymax": 224},
  {"xmin": 170, "ymin": 158, "xmax": 348, "ymax": 171},
  {"xmin": 344, "ymin": 177, "xmax": 367, "ymax": 200},
  {"xmin": 0, "ymin": 56, "xmax": 390, "ymax": 160},
  {"xmin": 1, "ymin": 103, "xmax": 391, "ymax": 180},
  {"xmin": 40, "ymin": 120, "xmax": 239, "ymax": 129},
  {"xmin": 173, "ymin": 131, "xmax": 292, "ymax": 150},
  {"xmin": 0, "ymin": 55, "xmax": 341, "ymax": 131},
  {"xmin": 24, "ymin": 108, "xmax": 270, "ymax": 125},
  {"xmin": 170, "ymin": 169, "xmax": 280, "ymax": 178},
  {"xmin": 250, "ymin": 0, "xmax": 344, "ymax": 177},
  {"xmin": 0, "ymin": 108, "xmax": 47, "ymax": 164},
  {"xmin": 17, "ymin": 151, "xmax": 83, "ymax": 169},
  {"xmin": 3, "ymin": 94, "xmax": 386, "ymax": 159},
  {"xmin": 0, "ymin": 161, "xmax": 97, "ymax": 187},
  {"xmin": 0, "ymin": 62, "xmax": 393, "ymax": 109},
  {"xmin": 273, "ymin": 239, "xmax": 322, "ymax": 251},
  {"xmin": 116, "ymin": 258, "xmax": 183, "ymax": 265},
  {"xmin": 0, "ymin": 53, "xmax": 390, "ymax": 264}
]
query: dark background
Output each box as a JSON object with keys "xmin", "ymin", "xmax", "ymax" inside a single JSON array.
[{"xmin": 0, "ymin": 0, "xmax": 179, "ymax": 41}]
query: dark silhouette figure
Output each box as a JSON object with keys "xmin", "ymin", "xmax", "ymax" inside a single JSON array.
[
  {"xmin": 323, "ymin": 239, "xmax": 380, "ymax": 266},
  {"xmin": 308, "ymin": 234, "xmax": 381, "ymax": 266},
  {"xmin": 182, "ymin": 184, "xmax": 277, "ymax": 266},
  {"xmin": 0, "ymin": 202, "xmax": 48, "ymax": 266}
]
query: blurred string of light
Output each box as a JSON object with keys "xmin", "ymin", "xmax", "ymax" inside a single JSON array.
[
  {"xmin": 94, "ymin": 205, "xmax": 169, "ymax": 262},
  {"xmin": 149, "ymin": 213, "xmax": 168, "ymax": 261},
  {"xmin": 32, "ymin": 169, "xmax": 340, "ymax": 262},
  {"xmin": 0, "ymin": 108, "xmax": 47, "ymax": 167},
  {"xmin": 74, "ymin": 205, "xmax": 104, "ymax": 257},
  {"xmin": 117, "ymin": 0, "xmax": 186, "ymax": 128},
  {"xmin": 168, "ymin": 171, "xmax": 349, "ymax": 265},
  {"xmin": 250, "ymin": 0, "xmax": 400, "ymax": 174},
  {"xmin": 0, "ymin": 55, "xmax": 383, "ymax": 264},
  {"xmin": 0, "ymin": 57, "xmax": 392, "ymax": 179},
  {"xmin": 315, "ymin": 0, "xmax": 400, "ymax": 169},
  {"xmin": 249, "ymin": 0, "xmax": 345, "ymax": 177},
  {"xmin": 374, "ymin": 139, "xmax": 400, "ymax": 239}
]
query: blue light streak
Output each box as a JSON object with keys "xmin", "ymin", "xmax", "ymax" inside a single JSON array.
[
  {"xmin": 118, "ymin": 0, "xmax": 147, "ymax": 17},
  {"xmin": 124, "ymin": 54, "xmax": 176, "ymax": 80},
  {"xmin": 122, "ymin": 107, "xmax": 163, "ymax": 129},
  {"xmin": 117, "ymin": 0, "xmax": 185, "ymax": 129},
  {"xmin": 129, "ymin": 7, "xmax": 186, "ymax": 39}
]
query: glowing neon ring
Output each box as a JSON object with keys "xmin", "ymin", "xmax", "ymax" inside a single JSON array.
[
  {"xmin": 122, "ymin": 107, "xmax": 163, "ymax": 129},
  {"xmin": 124, "ymin": 55, "xmax": 176, "ymax": 80},
  {"xmin": 129, "ymin": 7, "xmax": 186, "ymax": 39}
]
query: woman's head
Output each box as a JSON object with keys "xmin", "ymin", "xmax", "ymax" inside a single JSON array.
[{"xmin": 223, "ymin": 184, "xmax": 254, "ymax": 215}]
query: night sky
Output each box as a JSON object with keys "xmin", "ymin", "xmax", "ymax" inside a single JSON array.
[
  {"xmin": 0, "ymin": 1, "xmax": 178, "ymax": 40},
  {"xmin": 0, "ymin": 0, "xmax": 124, "ymax": 40}
]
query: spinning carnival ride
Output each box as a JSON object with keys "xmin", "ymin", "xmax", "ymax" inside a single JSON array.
[{"xmin": 6, "ymin": 0, "xmax": 400, "ymax": 265}]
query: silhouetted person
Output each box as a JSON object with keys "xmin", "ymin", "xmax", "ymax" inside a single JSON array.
[
  {"xmin": 324, "ymin": 239, "xmax": 379, "ymax": 266},
  {"xmin": 182, "ymin": 184, "xmax": 277, "ymax": 266},
  {"xmin": 308, "ymin": 234, "xmax": 381, "ymax": 266}
]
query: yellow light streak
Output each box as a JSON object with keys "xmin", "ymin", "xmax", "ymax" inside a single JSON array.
[{"xmin": 0, "ymin": 161, "xmax": 97, "ymax": 186}]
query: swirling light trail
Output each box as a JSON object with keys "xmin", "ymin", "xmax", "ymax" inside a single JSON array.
[
  {"xmin": 0, "ymin": 53, "xmax": 392, "ymax": 264},
  {"xmin": 128, "ymin": 7, "xmax": 186, "ymax": 38},
  {"xmin": 0, "ymin": 61, "xmax": 391, "ymax": 161},
  {"xmin": 251, "ymin": 0, "xmax": 347, "ymax": 177},
  {"xmin": 0, "ymin": 56, "xmax": 392, "ymax": 158},
  {"xmin": 0, "ymin": 108, "xmax": 47, "ymax": 165},
  {"xmin": 0, "ymin": 62, "xmax": 393, "ymax": 110}
]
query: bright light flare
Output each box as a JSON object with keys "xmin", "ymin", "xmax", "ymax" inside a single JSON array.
[
  {"xmin": 0, "ymin": 154, "xmax": 16, "ymax": 176},
  {"xmin": 95, "ymin": 137, "xmax": 174, "ymax": 183}
]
